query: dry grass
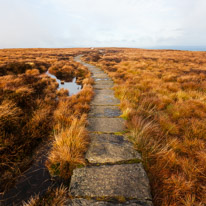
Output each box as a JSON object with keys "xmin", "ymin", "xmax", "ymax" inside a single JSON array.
[
  {"xmin": 0, "ymin": 100, "xmax": 22, "ymax": 129},
  {"xmin": 22, "ymin": 185, "xmax": 69, "ymax": 206},
  {"xmin": 47, "ymin": 115, "xmax": 89, "ymax": 178},
  {"xmin": 48, "ymin": 58, "xmax": 90, "ymax": 84},
  {"xmin": 0, "ymin": 48, "xmax": 93, "ymax": 193},
  {"xmin": 84, "ymin": 48, "xmax": 206, "ymax": 206},
  {"xmin": 47, "ymin": 81, "xmax": 94, "ymax": 179},
  {"xmin": 0, "ymin": 71, "xmax": 57, "ymax": 192}
]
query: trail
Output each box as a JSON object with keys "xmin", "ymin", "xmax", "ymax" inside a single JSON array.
[
  {"xmin": 0, "ymin": 55, "xmax": 153, "ymax": 206},
  {"xmin": 69, "ymin": 56, "xmax": 153, "ymax": 205}
]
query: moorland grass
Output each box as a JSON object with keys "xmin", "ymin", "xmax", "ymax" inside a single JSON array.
[
  {"xmin": 0, "ymin": 48, "xmax": 93, "ymax": 195},
  {"xmin": 22, "ymin": 184, "xmax": 69, "ymax": 206},
  {"xmin": 47, "ymin": 83, "xmax": 94, "ymax": 179},
  {"xmin": 83, "ymin": 48, "xmax": 206, "ymax": 206},
  {"xmin": 0, "ymin": 70, "xmax": 57, "ymax": 192}
]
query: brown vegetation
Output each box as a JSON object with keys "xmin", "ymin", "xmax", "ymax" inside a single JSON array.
[
  {"xmin": 0, "ymin": 71, "xmax": 57, "ymax": 192},
  {"xmin": 0, "ymin": 48, "xmax": 93, "ymax": 194},
  {"xmin": 48, "ymin": 60, "xmax": 89, "ymax": 84},
  {"xmin": 83, "ymin": 48, "xmax": 206, "ymax": 206},
  {"xmin": 22, "ymin": 185, "xmax": 69, "ymax": 206},
  {"xmin": 2, "ymin": 47, "xmax": 205, "ymax": 205},
  {"xmin": 47, "ymin": 82, "xmax": 94, "ymax": 179}
]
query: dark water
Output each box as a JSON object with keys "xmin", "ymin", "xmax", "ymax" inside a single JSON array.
[
  {"xmin": 0, "ymin": 144, "xmax": 56, "ymax": 206},
  {"xmin": 46, "ymin": 71, "xmax": 82, "ymax": 96}
]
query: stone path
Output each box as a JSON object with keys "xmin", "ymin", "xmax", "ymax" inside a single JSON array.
[{"xmin": 70, "ymin": 56, "xmax": 153, "ymax": 206}]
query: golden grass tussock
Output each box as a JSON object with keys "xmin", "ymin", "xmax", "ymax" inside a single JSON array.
[
  {"xmin": 82, "ymin": 77, "xmax": 94, "ymax": 85},
  {"xmin": 83, "ymin": 48, "xmax": 206, "ymax": 206},
  {"xmin": 47, "ymin": 83, "xmax": 94, "ymax": 179},
  {"xmin": 23, "ymin": 185, "xmax": 69, "ymax": 206},
  {"xmin": 0, "ymin": 100, "xmax": 22, "ymax": 129},
  {"xmin": 22, "ymin": 195, "xmax": 40, "ymax": 206},
  {"xmin": 48, "ymin": 59, "xmax": 90, "ymax": 84},
  {"xmin": 47, "ymin": 114, "xmax": 89, "ymax": 178},
  {"xmin": 57, "ymin": 88, "xmax": 69, "ymax": 97},
  {"xmin": 26, "ymin": 69, "xmax": 40, "ymax": 75}
]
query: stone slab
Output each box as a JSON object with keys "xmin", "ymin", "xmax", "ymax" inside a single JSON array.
[
  {"xmin": 91, "ymin": 70, "xmax": 106, "ymax": 75},
  {"xmin": 88, "ymin": 118, "xmax": 125, "ymax": 133},
  {"xmin": 89, "ymin": 106, "xmax": 121, "ymax": 118},
  {"xmin": 95, "ymin": 80, "xmax": 114, "ymax": 85},
  {"xmin": 69, "ymin": 164, "xmax": 152, "ymax": 201},
  {"xmin": 74, "ymin": 60, "xmax": 103, "ymax": 74},
  {"xmin": 94, "ymin": 89, "xmax": 114, "ymax": 95},
  {"xmin": 91, "ymin": 94, "xmax": 120, "ymax": 106},
  {"xmin": 92, "ymin": 73, "xmax": 110, "ymax": 78},
  {"xmin": 87, "ymin": 66, "xmax": 104, "ymax": 74},
  {"xmin": 86, "ymin": 134, "xmax": 141, "ymax": 164},
  {"xmin": 67, "ymin": 198, "xmax": 153, "ymax": 206},
  {"xmin": 94, "ymin": 77, "xmax": 112, "ymax": 82},
  {"xmin": 94, "ymin": 84, "xmax": 113, "ymax": 89}
]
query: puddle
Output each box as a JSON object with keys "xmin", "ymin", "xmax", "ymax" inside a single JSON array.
[
  {"xmin": 0, "ymin": 144, "xmax": 58, "ymax": 206},
  {"xmin": 46, "ymin": 71, "xmax": 82, "ymax": 96}
]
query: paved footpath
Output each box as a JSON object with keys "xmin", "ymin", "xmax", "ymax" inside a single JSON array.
[{"xmin": 69, "ymin": 56, "xmax": 153, "ymax": 206}]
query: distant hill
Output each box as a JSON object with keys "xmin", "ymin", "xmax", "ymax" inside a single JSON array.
[{"xmin": 146, "ymin": 45, "xmax": 206, "ymax": 51}]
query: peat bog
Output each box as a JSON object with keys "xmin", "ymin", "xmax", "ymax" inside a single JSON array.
[{"xmin": 0, "ymin": 48, "xmax": 205, "ymax": 206}]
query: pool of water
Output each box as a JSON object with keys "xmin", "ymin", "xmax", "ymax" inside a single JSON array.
[
  {"xmin": 0, "ymin": 144, "xmax": 55, "ymax": 206},
  {"xmin": 46, "ymin": 71, "xmax": 82, "ymax": 96}
]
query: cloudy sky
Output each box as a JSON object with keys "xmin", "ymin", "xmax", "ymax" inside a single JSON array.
[{"xmin": 0, "ymin": 0, "xmax": 206, "ymax": 48}]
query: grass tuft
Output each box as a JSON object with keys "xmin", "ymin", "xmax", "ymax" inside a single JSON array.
[
  {"xmin": 47, "ymin": 114, "xmax": 89, "ymax": 178},
  {"xmin": 23, "ymin": 185, "xmax": 69, "ymax": 206}
]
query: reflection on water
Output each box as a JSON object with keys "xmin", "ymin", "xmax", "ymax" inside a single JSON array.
[{"xmin": 46, "ymin": 71, "xmax": 82, "ymax": 96}]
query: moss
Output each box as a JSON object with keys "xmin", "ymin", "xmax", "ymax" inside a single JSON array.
[
  {"xmin": 92, "ymin": 131, "xmax": 105, "ymax": 135},
  {"xmin": 95, "ymin": 196, "xmax": 126, "ymax": 203},
  {"xmin": 49, "ymin": 163, "xmax": 60, "ymax": 176},
  {"xmin": 114, "ymin": 131, "xmax": 127, "ymax": 136},
  {"xmin": 125, "ymin": 159, "xmax": 142, "ymax": 164},
  {"xmin": 76, "ymin": 164, "xmax": 85, "ymax": 169},
  {"xmin": 116, "ymin": 196, "xmax": 126, "ymax": 203}
]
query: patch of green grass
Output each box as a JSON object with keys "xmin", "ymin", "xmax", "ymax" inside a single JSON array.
[{"xmin": 114, "ymin": 131, "xmax": 127, "ymax": 136}]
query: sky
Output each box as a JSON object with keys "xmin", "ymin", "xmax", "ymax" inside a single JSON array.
[{"xmin": 0, "ymin": 0, "xmax": 206, "ymax": 49}]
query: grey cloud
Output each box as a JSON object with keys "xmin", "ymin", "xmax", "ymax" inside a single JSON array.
[{"xmin": 0, "ymin": 0, "xmax": 205, "ymax": 48}]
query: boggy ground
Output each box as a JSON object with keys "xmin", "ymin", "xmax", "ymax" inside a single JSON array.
[
  {"xmin": 83, "ymin": 48, "xmax": 206, "ymax": 206},
  {"xmin": 24, "ymin": 55, "xmax": 153, "ymax": 206},
  {"xmin": 1, "ymin": 48, "xmax": 206, "ymax": 206},
  {"xmin": 0, "ymin": 48, "xmax": 94, "ymax": 204}
]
